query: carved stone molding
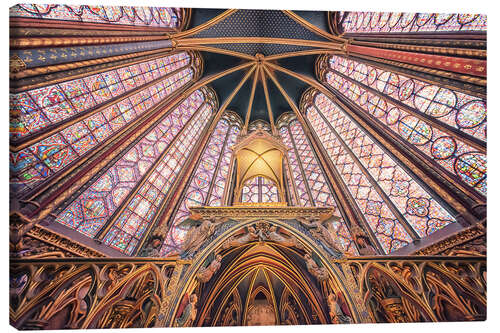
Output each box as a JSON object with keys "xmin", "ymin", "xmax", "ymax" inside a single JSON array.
[
  {"xmin": 26, "ymin": 225, "xmax": 107, "ymax": 258},
  {"xmin": 189, "ymin": 205, "xmax": 336, "ymax": 219},
  {"xmin": 413, "ymin": 221, "xmax": 486, "ymax": 256}
]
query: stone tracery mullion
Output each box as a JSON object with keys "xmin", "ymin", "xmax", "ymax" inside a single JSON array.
[
  {"xmin": 305, "ymin": 102, "xmax": 409, "ymax": 253},
  {"xmin": 208, "ymin": 124, "xmax": 240, "ymax": 206},
  {"xmin": 204, "ymin": 121, "xmax": 233, "ymax": 206},
  {"xmin": 158, "ymin": 115, "xmax": 240, "ymax": 256},
  {"xmin": 287, "ymin": 120, "xmax": 358, "ymax": 254}
]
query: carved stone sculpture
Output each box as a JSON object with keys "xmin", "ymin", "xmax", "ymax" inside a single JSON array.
[
  {"xmin": 196, "ymin": 255, "xmax": 222, "ymax": 283},
  {"xmin": 298, "ymin": 217, "xmax": 343, "ymax": 255},
  {"xmin": 351, "ymin": 226, "xmax": 377, "ymax": 255},
  {"xmin": 222, "ymin": 226, "xmax": 259, "ymax": 249},
  {"xmin": 327, "ymin": 293, "xmax": 352, "ymax": 324},
  {"xmin": 222, "ymin": 223, "xmax": 305, "ymax": 250},
  {"xmin": 174, "ymin": 294, "xmax": 198, "ymax": 327},
  {"xmin": 181, "ymin": 218, "xmax": 217, "ymax": 255},
  {"xmin": 10, "ymin": 212, "xmax": 37, "ymax": 255},
  {"xmin": 267, "ymin": 226, "xmax": 303, "ymax": 249},
  {"xmin": 304, "ymin": 253, "xmax": 329, "ymax": 282}
]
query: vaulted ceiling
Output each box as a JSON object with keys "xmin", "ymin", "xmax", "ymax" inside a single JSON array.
[{"xmin": 176, "ymin": 9, "xmax": 344, "ymax": 127}]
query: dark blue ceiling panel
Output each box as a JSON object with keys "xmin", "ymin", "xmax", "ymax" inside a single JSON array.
[{"xmin": 192, "ymin": 9, "xmax": 330, "ymax": 42}]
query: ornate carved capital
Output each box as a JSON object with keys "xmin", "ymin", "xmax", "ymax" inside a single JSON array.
[{"xmin": 9, "ymin": 54, "xmax": 26, "ymax": 73}]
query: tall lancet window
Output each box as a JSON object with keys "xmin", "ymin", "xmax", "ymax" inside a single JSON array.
[
  {"xmin": 54, "ymin": 87, "xmax": 216, "ymax": 255},
  {"xmin": 337, "ymin": 12, "xmax": 486, "ymax": 34},
  {"xmin": 10, "ymin": 5, "xmax": 184, "ymax": 28},
  {"xmin": 241, "ymin": 176, "xmax": 280, "ymax": 204},
  {"xmin": 10, "ymin": 51, "xmax": 200, "ymax": 195},
  {"xmin": 160, "ymin": 112, "xmax": 242, "ymax": 256},
  {"xmin": 321, "ymin": 55, "xmax": 486, "ymax": 196},
  {"xmin": 304, "ymin": 90, "xmax": 456, "ymax": 253},
  {"xmin": 278, "ymin": 115, "xmax": 357, "ymax": 255}
]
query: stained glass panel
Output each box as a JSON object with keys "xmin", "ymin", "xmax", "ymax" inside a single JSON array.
[
  {"xmin": 340, "ymin": 12, "xmax": 486, "ymax": 33},
  {"xmin": 11, "ymin": 52, "xmax": 190, "ymax": 139},
  {"xmin": 307, "ymin": 92, "xmax": 456, "ymax": 253},
  {"xmin": 208, "ymin": 125, "xmax": 239, "ymax": 206},
  {"xmin": 241, "ymin": 176, "xmax": 261, "ymax": 204},
  {"xmin": 10, "ymin": 5, "xmax": 181, "ymax": 28},
  {"xmin": 328, "ymin": 56, "xmax": 486, "ymax": 142},
  {"xmin": 11, "ymin": 64, "xmax": 194, "ymax": 194},
  {"xmin": 103, "ymin": 101, "xmax": 214, "ymax": 255},
  {"xmin": 55, "ymin": 90, "xmax": 206, "ymax": 243},
  {"xmin": 241, "ymin": 176, "xmax": 279, "ymax": 204},
  {"xmin": 160, "ymin": 117, "xmax": 241, "ymax": 256},
  {"xmin": 280, "ymin": 126, "xmax": 311, "ymax": 206},
  {"xmin": 324, "ymin": 56, "xmax": 486, "ymax": 195},
  {"xmin": 280, "ymin": 121, "xmax": 357, "ymax": 255}
]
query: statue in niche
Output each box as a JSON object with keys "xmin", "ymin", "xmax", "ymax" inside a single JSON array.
[
  {"xmin": 327, "ymin": 292, "xmax": 352, "ymax": 324},
  {"xmin": 196, "ymin": 254, "xmax": 222, "ymax": 283},
  {"xmin": 351, "ymin": 226, "xmax": 377, "ymax": 255},
  {"xmin": 140, "ymin": 235, "xmax": 163, "ymax": 257},
  {"xmin": 174, "ymin": 293, "xmax": 198, "ymax": 327},
  {"xmin": 304, "ymin": 252, "xmax": 329, "ymax": 282},
  {"xmin": 298, "ymin": 217, "xmax": 343, "ymax": 255},
  {"xmin": 222, "ymin": 225, "xmax": 259, "ymax": 249}
]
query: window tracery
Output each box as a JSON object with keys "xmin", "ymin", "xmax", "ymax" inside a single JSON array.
[
  {"xmin": 10, "ymin": 4, "xmax": 182, "ymax": 28},
  {"xmin": 304, "ymin": 91, "xmax": 456, "ymax": 253},
  {"xmin": 10, "ymin": 52, "xmax": 196, "ymax": 194},
  {"xmin": 338, "ymin": 12, "xmax": 486, "ymax": 34},
  {"xmin": 241, "ymin": 176, "xmax": 280, "ymax": 204},
  {"xmin": 55, "ymin": 87, "xmax": 216, "ymax": 255},
  {"xmin": 321, "ymin": 55, "xmax": 486, "ymax": 196},
  {"xmin": 279, "ymin": 117, "xmax": 357, "ymax": 255},
  {"xmin": 160, "ymin": 113, "xmax": 241, "ymax": 256}
]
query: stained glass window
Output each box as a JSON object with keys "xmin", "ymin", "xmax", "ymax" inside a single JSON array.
[
  {"xmin": 102, "ymin": 101, "xmax": 215, "ymax": 255},
  {"xmin": 208, "ymin": 124, "xmax": 240, "ymax": 206},
  {"xmin": 10, "ymin": 5, "xmax": 182, "ymax": 28},
  {"xmin": 241, "ymin": 176, "xmax": 280, "ymax": 204},
  {"xmin": 328, "ymin": 56, "xmax": 486, "ymax": 142},
  {"xmin": 284, "ymin": 162, "xmax": 297, "ymax": 206},
  {"xmin": 160, "ymin": 115, "xmax": 241, "ymax": 256},
  {"xmin": 323, "ymin": 56, "xmax": 486, "ymax": 195},
  {"xmin": 305, "ymin": 91, "xmax": 456, "ymax": 253},
  {"xmin": 11, "ymin": 52, "xmax": 191, "ymax": 139},
  {"xmin": 280, "ymin": 125, "xmax": 311, "ymax": 206},
  {"xmin": 279, "ymin": 119, "xmax": 357, "ymax": 255},
  {"xmin": 55, "ymin": 89, "xmax": 208, "ymax": 250},
  {"xmin": 339, "ymin": 12, "xmax": 486, "ymax": 33},
  {"xmin": 10, "ymin": 59, "xmax": 194, "ymax": 194}
]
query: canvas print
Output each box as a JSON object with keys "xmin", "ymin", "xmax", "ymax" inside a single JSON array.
[{"xmin": 9, "ymin": 4, "xmax": 486, "ymax": 329}]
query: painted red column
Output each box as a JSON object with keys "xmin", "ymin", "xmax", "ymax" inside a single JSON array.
[{"xmin": 347, "ymin": 44, "xmax": 486, "ymax": 77}]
